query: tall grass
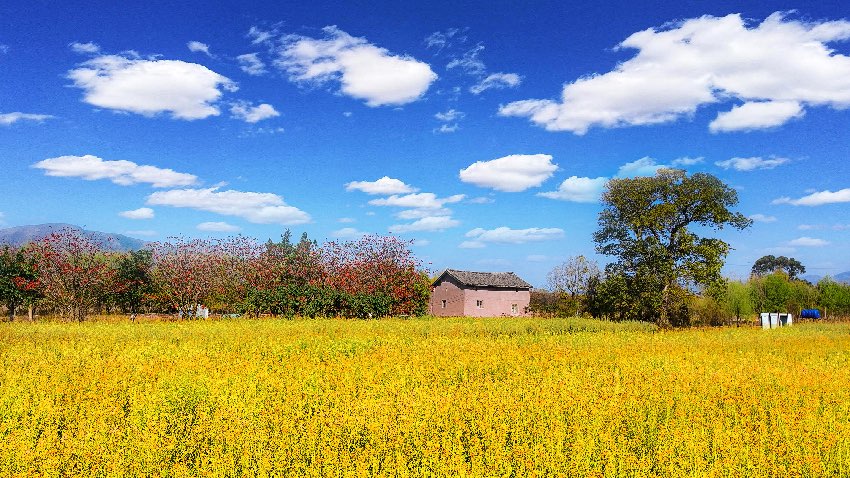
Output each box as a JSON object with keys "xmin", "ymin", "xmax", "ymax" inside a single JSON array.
[{"xmin": 0, "ymin": 317, "xmax": 848, "ymax": 476}]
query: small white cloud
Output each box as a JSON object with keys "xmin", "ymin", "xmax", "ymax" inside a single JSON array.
[
  {"xmin": 390, "ymin": 216, "xmax": 460, "ymax": 233},
  {"xmin": 34, "ymin": 155, "xmax": 198, "ymax": 187},
  {"xmin": 468, "ymin": 196, "xmax": 494, "ymax": 204},
  {"xmin": 277, "ymin": 26, "xmax": 437, "ymax": 106},
  {"xmin": 748, "ymin": 213, "xmax": 777, "ymax": 223},
  {"xmin": 797, "ymin": 224, "xmax": 822, "ymax": 230},
  {"xmin": 788, "ymin": 237, "xmax": 830, "ymax": 247},
  {"xmin": 247, "ymin": 26, "xmax": 277, "ymax": 45},
  {"xmin": 459, "ymin": 154, "xmax": 557, "ymax": 192},
  {"xmin": 147, "ymin": 187, "xmax": 310, "ymax": 225},
  {"xmin": 69, "ymin": 41, "xmax": 100, "ymax": 54},
  {"xmin": 346, "ymin": 176, "xmax": 418, "ymax": 195},
  {"xmin": 715, "ymin": 156, "xmax": 790, "ymax": 171},
  {"xmin": 120, "ymin": 207, "xmax": 155, "ymax": 220},
  {"xmin": 68, "ymin": 53, "xmax": 236, "ymax": 120},
  {"xmin": 125, "ymin": 230, "xmax": 157, "ymax": 237},
  {"xmin": 237, "ymin": 53, "xmax": 267, "ymax": 75},
  {"xmin": 773, "ymin": 188, "xmax": 850, "ymax": 206},
  {"xmin": 369, "ymin": 192, "xmax": 464, "ymax": 210},
  {"xmin": 447, "ymin": 44, "xmax": 486, "ymax": 75},
  {"xmin": 461, "ymin": 226, "xmax": 565, "ymax": 248},
  {"xmin": 435, "ymin": 123, "xmax": 460, "ymax": 133},
  {"xmin": 412, "ymin": 238, "xmax": 430, "ymax": 247},
  {"xmin": 470, "ymin": 72, "xmax": 522, "ymax": 94},
  {"xmin": 499, "ymin": 13, "xmax": 850, "ymax": 134},
  {"xmin": 187, "ymin": 41, "xmax": 212, "ymax": 56},
  {"xmin": 672, "ymin": 156, "xmax": 704, "ymax": 166},
  {"xmin": 230, "ymin": 101, "xmax": 280, "ymax": 123},
  {"xmin": 197, "ymin": 221, "xmax": 240, "ymax": 232},
  {"xmin": 434, "ymin": 109, "xmax": 464, "ymax": 122},
  {"xmin": 538, "ymin": 176, "xmax": 608, "ymax": 203},
  {"xmin": 0, "ymin": 112, "xmax": 54, "ymax": 125},
  {"xmin": 332, "ymin": 227, "xmax": 366, "ymax": 238},
  {"xmin": 338, "ymin": 217, "xmax": 356, "ymax": 223},
  {"xmin": 343, "ymin": 111, "xmax": 353, "ymax": 117},
  {"xmin": 395, "ymin": 207, "xmax": 452, "ymax": 220},
  {"xmin": 616, "ymin": 157, "xmax": 668, "ymax": 177}
]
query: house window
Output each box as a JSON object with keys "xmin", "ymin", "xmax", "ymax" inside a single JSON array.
[
  {"xmin": 511, "ymin": 304, "xmax": 518, "ymax": 314},
  {"xmin": 441, "ymin": 300, "xmax": 446, "ymax": 309},
  {"xmin": 476, "ymin": 300, "xmax": 483, "ymax": 309}
]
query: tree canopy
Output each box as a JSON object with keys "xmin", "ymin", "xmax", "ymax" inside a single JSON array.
[
  {"xmin": 593, "ymin": 169, "xmax": 751, "ymax": 326},
  {"xmin": 751, "ymin": 255, "xmax": 806, "ymax": 280}
]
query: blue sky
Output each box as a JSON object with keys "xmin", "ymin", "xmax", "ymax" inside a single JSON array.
[{"xmin": 2, "ymin": 1, "xmax": 849, "ymax": 286}]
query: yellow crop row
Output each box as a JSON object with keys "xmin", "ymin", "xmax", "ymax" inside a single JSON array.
[{"xmin": 0, "ymin": 317, "xmax": 848, "ymax": 477}]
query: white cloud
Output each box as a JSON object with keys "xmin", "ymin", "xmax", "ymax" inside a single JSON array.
[
  {"xmin": 147, "ymin": 187, "xmax": 309, "ymax": 225},
  {"xmin": 120, "ymin": 207, "xmax": 155, "ymax": 220},
  {"xmin": 395, "ymin": 207, "xmax": 452, "ymax": 220},
  {"xmin": 424, "ymin": 28, "xmax": 467, "ymax": 52},
  {"xmin": 715, "ymin": 156, "xmax": 790, "ymax": 171},
  {"xmin": 709, "ymin": 101, "xmax": 804, "ymax": 132},
  {"xmin": 68, "ymin": 54, "xmax": 237, "ymax": 120},
  {"xmin": 797, "ymin": 224, "xmax": 822, "ymax": 230},
  {"xmin": 788, "ymin": 237, "xmax": 830, "ymax": 247},
  {"xmin": 346, "ymin": 176, "xmax": 417, "ymax": 195},
  {"xmin": 447, "ymin": 44, "xmax": 486, "ymax": 75},
  {"xmin": 124, "ymin": 230, "xmax": 157, "ymax": 237},
  {"xmin": 0, "ymin": 112, "xmax": 53, "ymax": 125},
  {"xmin": 338, "ymin": 217, "xmax": 356, "ymax": 223},
  {"xmin": 412, "ymin": 238, "xmax": 430, "ymax": 247},
  {"xmin": 435, "ymin": 123, "xmax": 460, "ymax": 133},
  {"xmin": 247, "ymin": 26, "xmax": 277, "ymax": 45},
  {"xmin": 468, "ymin": 196, "xmax": 495, "ymax": 204},
  {"xmin": 230, "ymin": 101, "xmax": 280, "ymax": 123},
  {"xmin": 500, "ymin": 13, "xmax": 850, "ymax": 134},
  {"xmin": 459, "ymin": 154, "xmax": 557, "ymax": 192},
  {"xmin": 369, "ymin": 192, "xmax": 464, "ymax": 210},
  {"xmin": 187, "ymin": 41, "xmax": 212, "ymax": 56},
  {"xmin": 34, "ymin": 155, "xmax": 198, "ymax": 187},
  {"xmin": 672, "ymin": 156, "xmax": 704, "ymax": 166},
  {"xmin": 460, "ymin": 226, "xmax": 565, "ymax": 248},
  {"xmin": 773, "ymin": 188, "xmax": 850, "ymax": 206},
  {"xmin": 69, "ymin": 41, "xmax": 100, "ymax": 54},
  {"xmin": 748, "ymin": 213, "xmax": 777, "ymax": 223},
  {"xmin": 538, "ymin": 176, "xmax": 608, "ymax": 203},
  {"xmin": 332, "ymin": 227, "xmax": 366, "ymax": 238},
  {"xmin": 389, "ymin": 216, "xmax": 460, "ymax": 233},
  {"xmin": 470, "ymin": 72, "xmax": 522, "ymax": 94},
  {"xmin": 435, "ymin": 109, "xmax": 464, "ymax": 122},
  {"xmin": 616, "ymin": 157, "xmax": 669, "ymax": 177},
  {"xmin": 197, "ymin": 221, "xmax": 240, "ymax": 232},
  {"xmin": 278, "ymin": 26, "xmax": 437, "ymax": 106},
  {"xmin": 237, "ymin": 53, "xmax": 266, "ymax": 75}
]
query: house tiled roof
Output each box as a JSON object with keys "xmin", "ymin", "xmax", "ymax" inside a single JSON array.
[{"xmin": 437, "ymin": 269, "xmax": 532, "ymax": 289}]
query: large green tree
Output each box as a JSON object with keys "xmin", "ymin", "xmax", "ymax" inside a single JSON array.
[
  {"xmin": 593, "ymin": 169, "xmax": 751, "ymax": 327},
  {"xmin": 751, "ymin": 255, "xmax": 806, "ymax": 280}
]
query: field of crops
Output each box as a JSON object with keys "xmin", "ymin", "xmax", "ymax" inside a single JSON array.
[{"xmin": 1, "ymin": 317, "xmax": 848, "ymax": 477}]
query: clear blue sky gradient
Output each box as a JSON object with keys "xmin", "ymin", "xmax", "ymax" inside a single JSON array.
[{"xmin": 1, "ymin": 1, "xmax": 848, "ymax": 286}]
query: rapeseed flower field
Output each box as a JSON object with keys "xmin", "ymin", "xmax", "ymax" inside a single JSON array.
[{"xmin": 0, "ymin": 317, "xmax": 848, "ymax": 476}]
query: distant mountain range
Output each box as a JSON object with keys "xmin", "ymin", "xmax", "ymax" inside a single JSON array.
[
  {"xmin": 801, "ymin": 272, "xmax": 850, "ymax": 284},
  {"xmin": 0, "ymin": 223, "xmax": 146, "ymax": 251}
]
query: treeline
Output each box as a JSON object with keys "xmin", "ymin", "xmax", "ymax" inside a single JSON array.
[
  {"xmin": 532, "ymin": 264, "xmax": 850, "ymax": 325},
  {"xmin": 0, "ymin": 228, "xmax": 431, "ymax": 321}
]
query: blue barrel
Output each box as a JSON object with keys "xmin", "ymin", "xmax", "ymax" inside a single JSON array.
[{"xmin": 801, "ymin": 309, "xmax": 821, "ymax": 319}]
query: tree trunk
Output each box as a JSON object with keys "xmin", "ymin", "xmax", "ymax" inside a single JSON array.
[{"xmin": 28, "ymin": 305, "xmax": 34, "ymax": 321}]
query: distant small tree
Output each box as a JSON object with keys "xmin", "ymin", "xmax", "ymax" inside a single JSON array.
[
  {"xmin": 0, "ymin": 246, "xmax": 41, "ymax": 321},
  {"xmin": 750, "ymin": 272, "xmax": 793, "ymax": 313},
  {"xmin": 721, "ymin": 280, "xmax": 753, "ymax": 326},
  {"xmin": 114, "ymin": 249, "xmax": 155, "ymax": 314},
  {"xmin": 546, "ymin": 255, "xmax": 600, "ymax": 316},
  {"xmin": 751, "ymin": 255, "xmax": 806, "ymax": 280}
]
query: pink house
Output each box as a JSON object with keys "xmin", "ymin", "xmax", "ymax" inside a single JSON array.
[{"xmin": 430, "ymin": 269, "xmax": 532, "ymax": 317}]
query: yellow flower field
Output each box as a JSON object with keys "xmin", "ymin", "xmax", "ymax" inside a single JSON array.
[{"xmin": 0, "ymin": 317, "xmax": 848, "ymax": 477}]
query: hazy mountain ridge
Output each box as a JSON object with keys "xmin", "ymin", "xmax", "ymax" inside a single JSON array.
[{"xmin": 0, "ymin": 223, "xmax": 146, "ymax": 251}]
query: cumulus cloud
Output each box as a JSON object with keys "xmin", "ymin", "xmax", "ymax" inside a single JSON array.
[
  {"xmin": 68, "ymin": 53, "xmax": 237, "ymax": 120},
  {"xmin": 230, "ymin": 101, "xmax": 280, "ymax": 123},
  {"xmin": 119, "ymin": 207, "xmax": 155, "ymax": 219},
  {"xmin": 500, "ymin": 13, "xmax": 850, "ymax": 134},
  {"xmin": 773, "ymin": 188, "xmax": 850, "ymax": 206},
  {"xmin": 277, "ymin": 26, "xmax": 437, "ymax": 106},
  {"xmin": 69, "ymin": 41, "xmax": 100, "ymax": 54},
  {"xmin": 460, "ymin": 226, "xmax": 565, "ymax": 248},
  {"xmin": 748, "ymin": 213, "xmax": 777, "ymax": 223},
  {"xmin": 0, "ymin": 112, "xmax": 53, "ymax": 125},
  {"xmin": 435, "ymin": 123, "xmax": 459, "ymax": 133},
  {"xmin": 369, "ymin": 192, "xmax": 464, "ymax": 210},
  {"xmin": 187, "ymin": 41, "xmax": 212, "ymax": 56},
  {"xmin": 459, "ymin": 154, "xmax": 557, "ymax": 192},
  {"xmin": 346, "ymin": 176, "xmax": 418, "ymax": 195},
  {"xmin": 470, "ymin": 72, "xmax": 522, "ymax": 94},
  {"xmin": 197, "ymin": 221, "xmax": 240, "ymax": 232},
  {"xmin": 538, "ymin": 176, "xmax": 608, "ymax": 203},
  {"xmin": 715, "ymin": 156, "xmax": 790, "ymax": 171},
  {"xmin": 672, "ymin": 156, "xmax": 704, "ymax": 166},
  {"xmin": 788, "ymin": 237, "xmax": 830, "ymax": 247},
  {"xmin": 34, "ymin": 155, "xmax": 198, "ymax": 187},
  {"xmin": 237, "ymin": 53, "xmax": 267, "ymax": 75},
  {"xmin": 709, "ymin": 101, "xmax": 805, "ymax": 132},
  {"xmin": 616, "ymin": 157, "xmax": 670, "ymax": 177},
  {"xmin": 389, "ymin": 216, "xmax": 460, "ymax": 233},
  {"xmin": 147, "ymin": 187, "xmax": 310, "ymax": 225}
]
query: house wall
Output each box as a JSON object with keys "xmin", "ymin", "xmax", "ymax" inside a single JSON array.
[
  {"xmin": 430, "ymin": 276, "xmax": 466, "ymax": 316},
  {"xmin": 461, "ymin": 287, "xmax": 531, "ymax": 317}
]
